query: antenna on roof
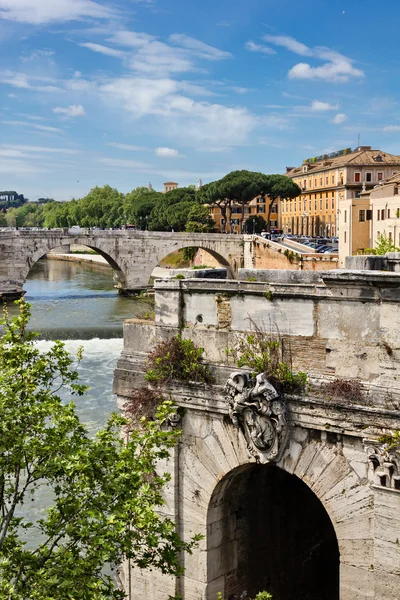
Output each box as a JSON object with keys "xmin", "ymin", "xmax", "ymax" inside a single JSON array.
[{"xmin": 357, "ymin": 133, "xmax": 360, "ymax": 147}]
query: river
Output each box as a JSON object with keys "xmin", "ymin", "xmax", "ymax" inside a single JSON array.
[{"xmin": 9, "ymin": 258, "xmax": 154, "ymax": 430}]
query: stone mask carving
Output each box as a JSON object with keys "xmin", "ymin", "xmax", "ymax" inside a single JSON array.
[{"xmin": 224, "ymin": 371, "xmax": 288, "ymax": 463}]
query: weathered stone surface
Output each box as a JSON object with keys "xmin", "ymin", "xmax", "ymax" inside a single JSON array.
[{"xmin": 114, "ymin": 270, "xmax": 400, "ymax": 600}]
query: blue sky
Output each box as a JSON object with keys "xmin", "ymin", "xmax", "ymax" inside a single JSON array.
[{"xmin": 1, "ymin": 0, "xmax": 400, "ymax": 200}]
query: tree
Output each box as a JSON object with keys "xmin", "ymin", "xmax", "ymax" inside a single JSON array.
[
  {"xmin": 124, "ymin": 187, "xmax": 161, "ymax": 228},
  {"xmin": 0, "ymin": 300, "xmax": 197, "ymax": 599},
  {"xmin": 374, "ymin": 233, "xmax": 399, "ymax": 255},
  {"xmin": 263, "ymin": 174, "xmax": 301, "ymax": 232},
  {"xmin": 244, "ymin": 215, "xmax": 267, "ymax": 234},
  {"xmin": 201, "ymin": 171, "xmax": 301, "ymax": 233},
  {"xmin": 185, "ymin": 204, "xmax": 215, "ymax": 233},
  {"xmin": 148, "ymin": 187, "xmax": 197, "ymax": 231}
]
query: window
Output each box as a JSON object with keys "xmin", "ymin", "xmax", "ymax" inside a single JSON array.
[
  {"xmin": 332, "ymin": 175, "xmax": 335, "ymax": 184},
  {"xmin": 309, "ymin": 200, "xmax": 312, "ymax": 211},
  {"xmin": 332, "ymin": 198, "xmax": 335, "ymax": 209},
  {"xmin": 257, "ymin": 205, "xmax": 265, "ymax": 213},
  {"xmin": 381, "ymin": 209, "xmax": 385, "ymax": 220},
  {"xmin": 303, "ymin": 179, "xmax": 307, "ymax": 188},
  {"xmin": 326, "ymin": 199, "xmax": 328, "ymax": 210},
  {"xmin": 354, "ymin": 172, "xmax": 361, "ymax": 183},
  {"xmin": 355, "ymin": 191, "xmax": 361, "ymax": 199},
  {"xmin": 388, "ymin": 209, "xmax": 391, "ymax": 219},
  {"xmin": 244, "ymin": 207, "xmax": 251, "ymax": 214},
  {"xmin": 359, "ymin": 210, "xmax": 365, "ymax": 222},
  {"xmin": 294, "ymin": 201, "xmax": 297, "ymax": 212},
  {"xmin": 377, "ymin": 211, "xmax": 380, "ymax": 221},
  {"xmin": 378, "ymin": 172, "xmax": 383, "ymax": 181},
  {"xmin": 366, "ymin": 172, "xmax": 372, "ymax": 182},
  {"xmin": 325, "ymin": 176, "xmax": 328, "ymax": 185},
  {"xmin": 320, "ymin": 178, "xmax": 323, "ymax": 185},
  {"xmin": 344, "ymin": 231, "xmax": 347, "ymax": 243},
  {"xmin": 344, "ymin": 210, "xmax": 347, "ymax": 223},
  {"xmin": 271, "ymin": 204, "xmax": 277, "ymax": 212},
  {"xmin": 366, "ymin": 210, "xmax": 372, "ymax": 221},
  {"xmin": 309, "ymin": 179, "xmax": 312, "ymax": 187},
  {"xmin": 320, "ymin": 199, "xmax": 322, "ymax": 210},
  {"xmin": 304, "ymin": 200, "xmax": 306, "ymax": 211},
  {"xmin": 314, "ymin": 179, "xmax": 317, "ymax": 186}
]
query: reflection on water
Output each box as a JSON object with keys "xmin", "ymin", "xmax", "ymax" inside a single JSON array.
[{"xmin": 8, "ymin": 259, "xmax": 153, "ymax": 339}]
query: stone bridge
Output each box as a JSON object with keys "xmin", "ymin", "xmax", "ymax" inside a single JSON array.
[
  {"xmin": 114, "ymin": 270, "xmax": 400, "ymax": 600},
  {"xmin": 0, "ymin": 230, "xmax": 246, "ymax": 298}
]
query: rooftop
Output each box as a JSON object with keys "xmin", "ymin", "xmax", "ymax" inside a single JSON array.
[{"xmin": 286, "ymin": 146, "xmax": 400, "ymax": 177}]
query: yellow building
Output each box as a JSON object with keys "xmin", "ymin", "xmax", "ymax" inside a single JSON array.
[
  {"xmin": 210, "ymin": 196, "xmax": 280, "ymax": 233},
  {"xmin": 285, "ymin": 146, "xmax": 400, "ymax": 239}
]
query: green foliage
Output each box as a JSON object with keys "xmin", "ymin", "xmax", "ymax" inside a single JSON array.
[
  {"xmin": 378, "ymin": 430, "xmax": 400, "ymax": 449},
  {"xmin": 200, "ymin": 170, "xmax": 301, "ymax": 232},
  {"xmin": 148, "ymin": 187, "xmax": 197, "ymax": 232},
  {"xmin": 215, "ymin": 592, "xmax": 272, "ymax": 600},
  {"xmin": 145, "ymin": 336, "xmax": 212, "ymax": 385},
  {"xmin": 227, "ymin": 327, "xmax": 307, "ymax": 394},
  {"xmin": 185, "ymin": 204, "xmax": 215, "ymax": 233},
  {"xmin": 0, "ymin": 300, "xmax": 198, "ymax": 599},
  {"xmin": 245, "ymin": 215, "xmax": 267, "ymax": 234},
  {"xmin": 174, "ymin": 274, "xmax": 185, "ymax": 279},
  {"xmin": 374, "ymin": 233, "xmax": 400, "ymax": 255}
]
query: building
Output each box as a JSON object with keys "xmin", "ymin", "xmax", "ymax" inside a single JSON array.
[
  {"xmin": 163, "ymin": 182, "xmax": 178, "ymax": 193},
  {"xmin": 285, "ymin": 146, "xmax": 400, "ymax": 239},
  {"xmin": 339, "ymin": 173, "xmax": 400, "ymax": 262},
  {"xmin": 210, "ymin": 197, "xmax": 280, "ymax": 233}
]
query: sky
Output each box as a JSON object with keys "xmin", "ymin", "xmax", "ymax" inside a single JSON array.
[{"xmin": 1, "ymin": 0, "xmax": 400, "ymax": 200}]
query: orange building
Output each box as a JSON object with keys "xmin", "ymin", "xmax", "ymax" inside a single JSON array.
[{"xmin": 209, "ymin": 196, "xmax": 280, "ymax": 233}]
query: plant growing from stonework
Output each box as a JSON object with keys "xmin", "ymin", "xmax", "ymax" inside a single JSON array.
[
  {"xmin": 145, "ymin": 335, "xmax": 212, "ymax": 385},
  {"xmin": 374, "ymin": 233, "xmax": 400, "ymax": 255},
  {"xmin": 378, "ymin": 430, "xmax": 400, "ymax": 449},
  {"xmin": 0, "ymin": 300, "xmax": 199, "ymax": 600},
  {"xmin": 226, "ymin": 323, "xmax": 307, "ymax": 394}
]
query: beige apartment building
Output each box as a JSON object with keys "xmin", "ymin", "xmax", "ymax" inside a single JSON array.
[
  {"xmin": 285, "ymin": 146, "xmax": 400, "ymax": 239},
  {"xmin": 339, "ymin": 173, "xmax": 400, "ymax": 263}
]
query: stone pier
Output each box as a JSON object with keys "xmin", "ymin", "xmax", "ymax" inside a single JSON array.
[{"xmin": 114, "ymin": 270, "xmax": 400, "ymax": 600}]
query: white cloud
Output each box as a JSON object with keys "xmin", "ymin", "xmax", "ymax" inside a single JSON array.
[
  {"xmin": 0, "ymin": 70, "xmax": 60, "ymax": 91},
  {"xmin": 264, "ymin": 34, "xmax": 364, "ymax": 83},
  {"xmin": 0, "ymin": 158, "xmax": 47, "ymax": 175},
  {"xmin": 99, "ymin": 157, "xmax": 151, "ymax": 169},
  {"xmin": 0, "ymin": 144, "xmax": 79, "ymax": 154},
  {"xmin": 8, "ymin": 93, "xmax": 17, "ymax": 98},
  {"xmin": 0, "ymin": 0, "xmax": 115, "ymax": 24},
  {"xmin": 288, "ymin": 59, "xmax": 363, "ymax": 82},
  {"xmin": 155, "ymin": 147, "xmax": 179, "ymax": 158},
  {"xmin": 332, "ymin": 113, "xmax": 347, "ymax": 124},
  {"xmin": 263, "ymin": 35, "xmax": 313, "ymax": 57},
  {"xmin": 168, "ymin": 34, "xmax": 231, "ymax": 60},
  {"xmin": 99, "ymin": 76, "xmax": 257, "ymax": 147},
  {"xmin": 53, "ymin": 104, "xmax": 85, "ymax": 117},
  {"xmin": 245, "ymin": 41, "xmax": 276, "ymax": 55},
  {"xmin": 79, "ymin": 42, "xmax": 126, "ymax": 58},
  {"xmin": 108, "ymin": 142, "xmax": 147, "ymax": 151},
  {"xmin": 384, "ymin": 125, "xmax": 400, "ymax": 132},
  {"xmin": 2, "ymin": 120, "xmax": 65, "ymax": 133},
  {"xmin": 21, "ymin": 49, "xmax": 55, "ymax": 61},
  {"xmin": 311, "ymin": 100, "xmax": 340, "ymax": 111},
  {"xmin": 103, "ymin": 30, "xmax": 231, "ymax": 76}
]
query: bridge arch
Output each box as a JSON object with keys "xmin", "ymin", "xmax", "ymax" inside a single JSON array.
[
  {"xmin": 20, "ymin": 241, "xmax": 127, "ymax": 289},
  {"xmin": 146, "ymin": 244, "xmax": 237, "ymax": 283},
  {"xmin": 206, "ymin": 462, "xmax": 340, "ymax": 600}
]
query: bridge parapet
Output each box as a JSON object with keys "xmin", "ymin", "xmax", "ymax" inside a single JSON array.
[
  {"xmin": 114, "ymin": 269, "xmax": 400, "ymax": 600},
  {"xmin": 0, "ymin": 230, "xmax": 246, "ymax": 297}
]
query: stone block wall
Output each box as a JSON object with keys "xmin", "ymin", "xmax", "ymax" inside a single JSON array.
[{"xmin": 113, "ymin": 270, "xmax": 400, "ymax": 600}]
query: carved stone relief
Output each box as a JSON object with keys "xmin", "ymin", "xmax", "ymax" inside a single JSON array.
[
  {"xmin": 224, "ymin": 371, "xmax": 288, "ymax": 463},
  {"xmin": 365, "ymin": 440, "xmax": 400, "ymax": 491}
]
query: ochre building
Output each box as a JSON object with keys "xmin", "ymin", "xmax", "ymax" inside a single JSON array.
[{"xmin": 285, "ymin": 145, "xmax": 400, "ymax": 238}]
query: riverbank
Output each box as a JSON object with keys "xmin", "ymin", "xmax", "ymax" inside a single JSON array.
[{"xmin": 46, "ymin": 253, "xmax": 111, "ymax": 268}]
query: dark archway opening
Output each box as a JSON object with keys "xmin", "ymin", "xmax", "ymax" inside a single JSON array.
[{"xmin": 207, "ymin": 463, "xmax": 339, "ymax": 600}]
